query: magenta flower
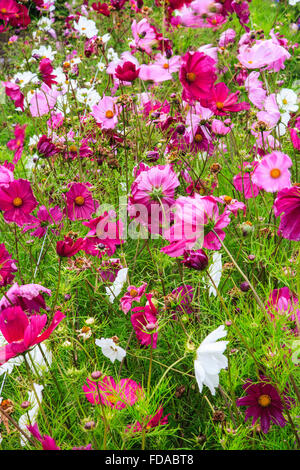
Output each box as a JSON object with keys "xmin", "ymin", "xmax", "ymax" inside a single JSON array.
[
  {"xmin": 7, "ymin": 124, "xmax": 26, "ymax": 164},
  {"xmin": 236, "ymin": 376, "xmax": 292, "ymax": 434},
  {"xmin": 179, "ymin": 51, "xmax": 216, "ymax": 102},
  {"xmin": 27, "ymin": 423, "xmax": 92, "ymax": 450},
  {"xmin": 170, "ymin": 285, "xmax": 194, "ymax": 316},
  {"xmin": 65, "ymin": 183, "xmax": 97, "ymax": 221},
  {"xmin": 251, "ymin": 152, "xmax": 292, "ymax": 193},
  {"xmin": 83, "ymin": 376, "xmax": 143, "ymax": 409},
  {"xmin": 201, "ymin": 82, "xmax": 250, "ymax": 115},
  {"xmin": 233, "ymin": 162, "xmax": 260, "ymax": 199},
  {"xmin": 162, "ymin": 195, "xmax": 231, "ymax": 256},
  {"xmin": 82, "ymin": 211, "xmax": 123, "ymax": 257},
  {"xmin": 0, "ymin": 282, "xmax": 51, "ymax": 313},
  {"xmin": 120, "ymin": 282, "xmax": 147, "ymax": 314},
  {"xmin": 0, "ymin": 164, "xmax": 14, "ymax": 187},
  {"xmin": 0, "ymin": 306, "xmax": 65, "ymax": 365},
  {"xmin": 289, "ymin": 117, "xmax": 300, "ymax": 151},
  {"xmin": 265, "ymin": 287, "xmax": 300, "ymax": 333},
  {"xmin": 131, "ymin": 294, "xmax": 158, "ymax": 348},
  {"xmin": 115, "ymin": 61, "xmax": 140, "ymax": 82},
  {"xmin": 91, "ymin": 96, "xmax": 118, "ymax": 130},
  {"xmin": 126, "ymin": 407, "xmax": 170, "ymax": 433},
  {"xmin": 2, "ymin": 81, "xmax": 24, "ymax": 111},
  {"xmin": 0, "ymin": 243, "xmax": 17, "ymax": 287},
  {"xmin": 37, "ymin": 135, "xmax": 59, "ymax": 158},
  {"xmin": 23, "ymin": 205, "xmax": 63, "ymax": 239},
  {"xmin": 273, "ymin": 186, "xmax": 300, "ymax": 241},
  {"xmin": 0, "ymin": 179, "xmax": 37, "ymax": 226},
  {"xmin": 182, "ymin": 249, "xmax": 209, "ymax": 271},
  {"xmin": 56, "ymin": 236, "xmax": 85, "ymax": 258},
  {"xmin": 39, "ymin": 58, "xmax": 57, "ymax": 88},
  {"xmin": 98, "ymin": 258, "xmax": 123, "ymax": 283},
  {"xmin": 131, "ymin": 18, "xmax": 157, "ymax": 55}
]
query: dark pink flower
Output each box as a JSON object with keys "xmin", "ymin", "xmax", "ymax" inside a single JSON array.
[
  {"xmin": 0, "ymin": 243, "xmax": 17, "ymax": 287},
  {"xmin": 131, "ymin": 294, "xmax": 158, "ymax": 348},
  {"xmin": 120, "ymin": 282, "xmax": 147, "ymax": 314},
  {"xmin": 39, "ymin": 58, "xmax": 57, "ymax": 88},
  {"xmin": 179, "ymin": 51, "xmax": 216, "ymax": 102},
  {"xmin": 0, "ymin": 282, "xmax": 51, "ymax": 313},
  {"xmin": 83, "ymin": 376, "xmax": 143, "ymax": 409},
  {"xmin": 98, "ymin": 258, "xmax": 123, "ymax": 283},
  {"xmin": 273, "ymin": 186, "xmax": 300, "ymax": 241},
  {"xmin": 265, "ymin": 287, "xmax": 300, "ymax": 333},
  {"xmin": 0, "ymin": 306, "xmax": 65, "ymax": 365},
  {"xmin": 0, "ymin": 179, "xmax": 37, "ymax": 226},
  {"xmin": 65, "ymin": 183, "xmax": 97, "ymax": 221},
  {"xmin": 236, "ymin": 376, "xmax": 292, "ymax": 434},
  {"xmin": 201, "ymin": 82, "xmax": 250, "ymax": 115},
  {"xmin": 233, "ymin": 162, "xmax": 260, "ymax": 200},
  {"xmin": 27, "ymin": 423, "xmax": 61, "ymax": 450},
  {"xmin": 82, "ymin": 211, "xmax": 123, "ymax": 257},
  {"xmin": 7, "ymin": 124, "xmax": 26, "ymax": 165},
  {"xmin": 23, "ymin": 205, "xmax": 63, "ymax": 239},
  {"xmin": 56, "ymin": 236, "xmax": 85, "ymax": 258},
  {"xmin": 37, "ymin": 135, "xmax": 59, "ymax": 158},
  {"xmin": 182, "ymin": 249, "xmax": 208, "ymax": 271},
  {"xmin": 2, "ymin": 81, "xmax": 24, "ymax": 111},
  {"xmin": 115, "ymin": 61, "xmax": 140, "ymax": 82},
  {"xmin": 126, "ymin": 407, "xmax": 170, "ymax": 433}
]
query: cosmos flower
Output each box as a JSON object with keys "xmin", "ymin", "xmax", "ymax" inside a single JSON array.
[
  {"xmin": 39, "ymin": 58, "xmax": 57, "ymax": 88},
  {"xmin": 273, "ymin": 186, "xmax": 300, "ymax": 241},
  {"xmin": 65, "ymin": 182, "xmax": 97, "ymax": 221},
  {"xmin": 7, "ymin": 124, "xmax": 26, "ymax": 164},
  {"xmin": 27, "ymin": 423, "xmax": 92, "ymax": 450},
  {"xmin": 56, "ymin": 236, "xmax": 85, "ymax": 258},
  {"xmin": 95, "ymin": 337, "xmax": 126, "ymax": 363},
  {"xmin": 131, "ymin": 294, "xmax": 158, "ymax": 348},
  {"xmin": 251, "ymin": 152, "xmax": 292, "ymax": 193},
  {"xmin": 179, "ymin": 51, "xmax": 217, "ymax": 102},
  {"xmin": 0, "ymin": 282, "xmax": 51, "ymax": 313},
  {"xmin": 236, "ymin": 376, "xmax": 292, "ymax": 433},
  {"xmin": 23, "ymin": 205, "xmax": 63, "ymax": 239},
  {"xmin": 83, "ymin": 375, "xmax": 142, "ymax": 409},
  {"xmin": 194, "ymin": 325, "xmax": 228, "ymax": 395},
  {"xmin": 91, "ymin": 96, "xmax": 119, "ymax": 130},
  {"xmin": 0, "ymin": 179, "xmax": 37, "ymax": 226},
  {"xmin": 126, "ymin": 407, "xmax": 170, "ymax": 433},
  {"xmin": 0, "ymin": 306, "xmax": 65, "ymax": 365},
  {"xmin": 120, "ymin": 282, "xmax": 147, "ymax": 314},
  {"xmin": 201, "ymin": 82, "xmax": 250, "ymax": 115},
  {"xmin": 2, "ymin": 81, "xmax": 24, "ymax": 111},
  {"xmin": 0, "ymin": 243, "xmax": 17, "ymax": 287}
]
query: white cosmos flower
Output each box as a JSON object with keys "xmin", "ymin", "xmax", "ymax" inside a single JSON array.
[
  {"xmin": 99, "ymin": 33, "xmax": 111, "ymax": 45},
  {"xmin": 19, "ymin": 383, "xmax": 44, "ymax": 447},
  {"xmin": 105, "ymin": 268, "xmax": 128, "ymax": 303},
  {"xmin": 95, "ymin": 338, "xmax": 126, "ymax": 363},
  {"xmin": 276, "ymin": 88, "xmax": 299, "ymax": 113},
  {"xmin": 74, "ymin": 16, "xmax": 98, "ymax": 39},
  {"xmin": 289, "ymin": 0, "xmax": 300, "ymax": 5},
  {"xmin": 207, "ymin": 252, "xmax": 222, "ymax": 297},
  {"xmin": 194, "ymin": 325, "xmax": 228, "ymax": 395},
  {"xmin": 277, "ymin": 111, "xmax": 291, "ymax": 136},
  {"xmin": 13, "ymin": 71, "xmax": 38, "ymax": 88},
  {"xmin": 76, "ymin": 87, "xmax": 100, "ymax": 109},
  {"xmin": 31, "ymin": 45, "xmax": 57, "ymax": 61}
]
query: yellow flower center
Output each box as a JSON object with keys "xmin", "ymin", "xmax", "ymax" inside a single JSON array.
[
  {"xmin": 258, "ymin": 394, "xmax": 271, "ymax": 408},
  {"xmin": 81, "ymin": 326, "xmax": 90, "ymax": 334},
  {"xmin": 130, "ymin": 289, "xmax": 138, "ymax": 297},
  {"xmin": 224, "ymin": 195, "xmax": 232, "ymax": 204},
  {"xmin": 13, "ymin": 197, "xmax": 23, "ymax": 207},
  {"xmin": 1, "ymin": 8, "xmax": 7, "ymax": 13},
  {"xmin": 163, "ymin": 63, "xmax": 169, "ymax": 69},
  {"xmin": 248, "ymin": 60, "xmax": 253, "ymax": 64},
  {"xmin": 75, "ymin": 196, "xmax": 85, "ymax": 206},
  {"xmin": 186, "ymin": 72, "xmax": 196, "ymax": 83},
  {"xmin": 216, "ymin": 101, "xmax": 224, "ymax": 110},
  {"xmin": 282, "ymin": 98, "xmax": 288, "ymax": 105},
  {"xmin": 105, "ymin": 110, "xmax": 114, "ymax": 119},
  {"xmin": 270, "ymin": 168, "xmax": 281, "ymax": 179},
  {"xmin": 69, "ymin": 145, "xmax": 77, "ymax": 153},
  {"xmin": 194, "ymin": 134, "xmax": 203, "ymax": 143},
  {"xmin": 106, "ymin": 395, "xmax": 117, "ymax": 404}
]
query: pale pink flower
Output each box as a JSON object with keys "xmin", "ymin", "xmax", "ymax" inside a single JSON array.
[
  {"xmin": 91, "ymin": 96, "xmax": 118, "ymax": 130},
  {"xmin": 251, "ymin": 152, "xmax": 292, "ymax": 193}
]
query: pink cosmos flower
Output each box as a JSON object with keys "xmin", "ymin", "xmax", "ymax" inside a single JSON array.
[
  {"xmin": 56, "ymin": 237, "xmax": 85, "ymax": 258},
  {"xmin": 0, "ymin": 306, "xmax": 65, "ymax": 365},
  {"xmin": 154, "ymin": 53, "xmax": 181, "ymax": 74},
  {"xmin": 131, "ymin": 18, "xmax": 157, "ymax": 54},
  {"xmin": 289, "ymin": 116, "xmax": 300, "ymax": 151},
  {"xmin": 0, "ymin": 0, "xmax": 19, "ymax": 20},
  {"xmin": 211, "ymin": 119, "xmax": 232, "ymax": 136},
  {"xmin": 2, "ymin": 81, "xmax": 24, "ymax": 111},
  {"xmin": 170, "ymin": 285, "xmax": 194, "ymax": 316},
  {"xmin": 219, "ymin": 28, "xmax": 236, "ymax": 47},
  {"xmin": 0, "ymin": 179, "xmax": 37, "ymax": 226},
  {"xmin": 273, "ymin": 186, "xmax": 300, "ymax": 241},
  {"xmin": 251, "ymin": 152, "xmax": 292, "ymax": 193},
  {"xmin": 98, "ymin": 258, "xmax": 123, "ymax": 283},
  {"xmin": 120, "ymin": 282, "xmax": 147, "ymax": 314},
  {"xmin": 236, "ymin": 376, "xmax": 292, "ymax": 434},
  {"xmin": 265, "ymin": 287, "xmax": 300, "ymax": 333},
  {"xmin": 131, "ymin": 294, "xmax": 158, "ymax": 348},
  {"xmin": 0, "ymin": 282, "xmax": 51, "ymax": 313},
  {"xmin": 0, "ymin": 243, "xmax": 17, "ymax": 287},
  {"xmin": 162, "ymin": 195, "xmax": 231, "ymax": 256},
  {"xmin": 91, "ymin": 96, "xmax": 118, "ymax": 130},
  {"xmin": 27, "ymin": 423, "xmax": 92, "ymax": 450},
  {"xmin": 82, "ymin": 211, "xmax": 123, "ymax": 257},
  {"xmin": 65, "ymin": 182, "xmax": 97, "ymax": 221},
  {"xmin": 201, "ymin": 82, "xmax": 250, "ymax": 115},
  {"xmin": 233, "ymin": 162, "xmax": 260, "ymax": 200},
  {"xmin": 23, "ymin": 205, "xmax": 63, "ymax": 238},
  {"xmin": 139, "ymin": 64, "xmax": 172, "ymax": 83},
  {"xmin": 83, "ymin": 376, "xmax": 143, "ymax": 409},
  {"xmin": 29, "ymin": 84, "xmax": 59, "ymax": 117},
  {"xmin": 39, "ymin": 58, "xmax": 57, "ymax": 88},
  {"xmin": 179, "ymin": 51, "xmax": 217, "ymax": 102},
  {"xmin": 7, "ymin": 124, "xmax": 26, "ymax": 164},
  {"xmin": 0, "ymin": 164, "xmax": 14, "ymax": 187},
  {"xmin": 126, "ymin": 407, "xmax": 170, "ymax": 433},
  {"xmin": 214, "ymin": 195, "xmax": 246, "ymax": 217},
  {"xmin": 238, "ymin": 39, "xmax": 291, "ymax": 72},
  {"xmin": 244, "ymin": 71, "xmax": 267, "ymax": 110}
]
